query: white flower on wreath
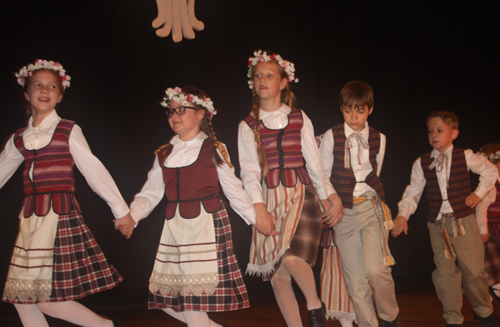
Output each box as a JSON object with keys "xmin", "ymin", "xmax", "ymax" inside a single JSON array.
[
  {"xmin": 161, "ymin": 86, "xmax": 217, "ymax": 117},
  {"xmin": 247, "ymin": 50, "xmax": 299, "ymax": 89},
  {"xmin": 15, "ymin": 59, "xmax": 71, "ymax": 89}
]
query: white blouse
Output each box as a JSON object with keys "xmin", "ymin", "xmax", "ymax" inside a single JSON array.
[
  {"xmin": 397, "ymin": 145, "xmax": 499, "ymax": 221},
  {"xmin": 130, "ymin": 131, "xmax": 256, "ymax": 225},
  {"xmin": 319, "ymin": 122, "xmax": 386, "ymax": 197},
  {"xmin": 0, "ymin": 110, "xmax": 130, "ymax": 218},
  {"xmin": 237, "ymin": 104, "xmax": 334, "ymax": 204}
]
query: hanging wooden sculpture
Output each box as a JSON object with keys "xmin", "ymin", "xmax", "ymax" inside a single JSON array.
[{"xmin": 152, "ymin": 0, "xmax": 205, "ymax": 42}]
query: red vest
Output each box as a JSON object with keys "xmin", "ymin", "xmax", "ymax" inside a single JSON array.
[
  {"xmin": 330, "ymin": 124, "xmax": 385, "ymax": 209},
  {"xmin": 244, "ymin": 108, "xmax": 311, "ymax": 189},
  {"xmin": 14, "ymin": 119, "xmax": 81, "ymax": 218},
  {"xmin": 159, "ymin": 138, "xmax": 222, "ymax": 219},
  {"xmin": 488, "ymin": 182, "xmax": 500, "ymax": 235},
  {"xmin": 421, "ymin": 147, "xmax": 474, "ymax": 222}
]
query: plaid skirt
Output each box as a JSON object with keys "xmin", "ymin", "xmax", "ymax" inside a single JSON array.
[
  {"xmin": 148, "ymin": 205, "xmax": 250, "ymax": 312},
  {"xmin": 484, "ymin": 234, "xmax": 500, "ymax": 286},
  {"xmin": 3, "ymin": 209, "xmax": 123, "ymax": 304}
]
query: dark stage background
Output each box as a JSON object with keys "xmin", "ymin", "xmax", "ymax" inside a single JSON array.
[{"xmin": 0, "ymin": 0, "xmax": 499, "ymax": 312}]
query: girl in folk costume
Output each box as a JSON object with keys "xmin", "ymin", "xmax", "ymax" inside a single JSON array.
[
  {"xmin": 315, "ymin": 135, "xmax": 356, "ymax": 327},
  {"xmin": 0, "ymin": 60, "xmax": 135, "ymax": 327},
  {"xmin": 476, "ymin": 143, "xmax": 500, "ymax": 306},
  {"xmin": 238, "ymin": 50, "xmax": 343, "ymax": 327},
  {"xmin": 129, "ymin": 86, "xmax": 272, "ymax": 327}
]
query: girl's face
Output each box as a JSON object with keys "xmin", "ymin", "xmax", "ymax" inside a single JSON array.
[
  {"xmin": 24, "ymin": 70, "xmax": 63, "ymax": 117},
  {"xmin": 167, "ymin": 100, "xmax": 205, "ymax": 140},
  {"xmin": 252, "ymin": 61, "xmax": 287, "ymax": 102}
]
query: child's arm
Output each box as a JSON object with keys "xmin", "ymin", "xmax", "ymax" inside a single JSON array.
[
  {"xmin": 0, "ymin": 136, "xmax": 24, "ymax": 189},
  {"xmin": 321, "ymin": 193, "xmax": 344, "ymax": 228},
  {"xmin": 376, "ymin": 133, "xmax": 386, "ymax": 176},
  {"xmin": 465, "ymin": 149, "xmax": 499, "ymax": 208},
  {"xmin": 476, "ymin": 186, "xmax": 496, "ymax": 243},
  {"xmin": 392, "ymin": 157, "xmax": 427, "ymax": 237}
]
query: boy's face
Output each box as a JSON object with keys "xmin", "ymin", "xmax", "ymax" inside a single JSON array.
[
  {"xmin": 341, "ymin": 104, "xmax": 373, "ymax": 133},
  {"xmin": 427, "ymin": 117, "xmax": 459, "ymax": 154}
]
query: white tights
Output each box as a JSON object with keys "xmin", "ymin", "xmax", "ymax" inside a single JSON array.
[
  {"xmin": 270, "ymin": 256, "xmax": 322, "ymax": 327},
  {"xmin": 162, "ymin": 308, "xmax": 223, "ymax": 327},
  {"xmin": 14, "ymin": 301, "xmax": 113, "ymax": 327}
]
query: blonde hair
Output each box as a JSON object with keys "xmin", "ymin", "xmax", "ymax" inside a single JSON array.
[{"xmin": 249, "ymin": 60, "xmax": 296, "ymax": 177}]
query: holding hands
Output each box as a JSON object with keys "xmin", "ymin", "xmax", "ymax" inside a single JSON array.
[
  {"xmin": 254, "ymin": 203, "xmax": 279, "ymax": 237},
  {"xmin": 321, "ymin": 193, "xmax": 344, "ymax": 228},
  {"xmin": 114, "ymin": 213, "xmax": 135, "ymax": 239},
  {"xmin": 465, "ymin": 193, "xmax": 481, "ymax": 208},
  {"xmin": 391, "ymin": 216, "xmax": 408, "ymax": 237}
]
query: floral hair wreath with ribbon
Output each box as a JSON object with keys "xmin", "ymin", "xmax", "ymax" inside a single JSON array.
[
  {"xmin": 477, "ymin": 149, "xmax": 500, "ymax": 162},
  {"xmin": 246, "ymin": 50, "xmax": 299, "ymax": 89},
  {"xmin": 161, "ymin": 87, "xmax": 217, "ymax": 117},
  {"xmin": 15, "ymin": 59, "xmax": 71, "ymax": 90}
]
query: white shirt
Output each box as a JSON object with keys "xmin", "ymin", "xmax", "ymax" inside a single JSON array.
[
  {"xmin": 0, "ymin": 110, "xmax": 130, "ymax": 218},
  {"xmin": 476, "ymin": 178, "xmax": 500, "ymax": 234},
  {"xmin": 237, "ymin": 104, "xmax": 334, "ymax": 204},
  {"xmin": 130, "ymin": 131, "xmax": 255, "ymax": 225},
  {"xmin": 319, "ymin": 122, "xmax": 386, "ymax": 196},
  {"xmin": 397, "ymin": 145, "xmax": 499, "ymax": 221}
]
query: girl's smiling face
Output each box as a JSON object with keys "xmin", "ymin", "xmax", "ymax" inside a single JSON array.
[
  {"xmin": 167, "ymin": 100, "xmax": 205, "ymax": 140},
  {"xmin": 24, "ymin": 70, "xmax": 63, "ymax": 118}
]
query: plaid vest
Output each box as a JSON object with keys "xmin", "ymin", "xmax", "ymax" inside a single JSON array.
[
  {"xmin": 421, "ymin": 147, "xmax": 474, "ymax": 222},
  {"xmin": 330, "ymin": 124, "xmax": 385, "ymax": 209},
  {"xmin": 244, "ymin": 108, "xmax": 311, "ymax": 189},
  {"xmin": 14, "ymin": 119, "xmax": 81, "ymax": 218},
  {"xmin": 159, "ymin": 138, "xmax": 222, "ymax": 219},
  {"xmin": 488, "ymin": 182, "xmax": 500, "ymax": 235}
]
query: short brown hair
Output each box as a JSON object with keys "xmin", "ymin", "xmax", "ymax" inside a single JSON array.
[
  {"xmin": 339, "ymin": 81, "xmax": 374, "ymax": 109},
  {"xmin": 426, "ymin": 111, "xmax": 459, "ymax": 130}
]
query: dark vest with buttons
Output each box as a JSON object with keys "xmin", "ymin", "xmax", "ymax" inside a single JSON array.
[
  {"xmin": 14, "ymin": 119, "xmax": 81, "ymax": 218},
  {"xmin": 420, "ymin": 147, "xmax": 474, "ymax": 222},
  {"xmin": 159, "ymin": 138, "xmax": 222, "ymax": 219},
  {"xmin": 330, "ymin": 124, "xmax": 385, "ymax": 209},
  {"xmin": 244, "ymin": 108, "xmax": 311, "ymax": 189}
]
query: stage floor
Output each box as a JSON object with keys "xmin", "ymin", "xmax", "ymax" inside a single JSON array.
[{"xmin": 1, "ymin": 283, "xmax": 499, "ymax": 326}]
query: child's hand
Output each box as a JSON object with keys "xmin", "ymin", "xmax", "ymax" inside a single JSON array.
[
  {"xmin": 465, "ymin": 193, "xmax": 481, "ymax": 208},
  {"xmin": 481, "ymin": 233, "xmax": 489, "ymax": 243},
  {"xmin": 322, "ymin": 194, "xmax": 344, "ymax": 228},
  {"xmin": 391, "ymin": 216, "xmax": 408, "ymax": 237},
  {"xmin": 114, "ymin": 213, "xmax": 135, "ymax": 239},
  {"xmin": 254, "ymin": 203, "xmax": 279, "ymax": 237}
]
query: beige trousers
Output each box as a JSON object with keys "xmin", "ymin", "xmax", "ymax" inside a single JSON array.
[
  {"xmin": 428, "ymin": 213, "xmax": 492, "ymax": 324},
  {"xmin": 335, "ymin": 196, "xmax": 399, "ymax": 327}
]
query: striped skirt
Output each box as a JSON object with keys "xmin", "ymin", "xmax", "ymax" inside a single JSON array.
[
  {"xmin": 3, "ymin": 210, "xmax": 123, "ymax": 304},
  {"xmin": 247, "ymin": 181, "xmax": 322, "ymax": 280},
  {"xmin": 148, "ymin": 205, "xmax": 249, "ymax": 312},
  {"xmin": 321, "ymin": 244, "xmax": 356, "ymax": 323}
]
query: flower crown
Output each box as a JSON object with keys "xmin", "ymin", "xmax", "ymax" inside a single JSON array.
[
  {"xmin": 477, "ymin": 150, "xmax": 500, "ymax": 162},
  {"xmin": 15, "ymin": 59, "xmax": 71, "ymax": 90},
  {"xmin": 161, "ymin": 87, "xmax": 217, "ymax": 117},
  {"xmin": 247, "ymin": 50, "xmax": 298, "ymax": 89}
]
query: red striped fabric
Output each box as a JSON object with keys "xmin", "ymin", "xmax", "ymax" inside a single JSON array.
[{"xmin": 488, "ymin": 182, "xmax": 500, "ymax": 235}]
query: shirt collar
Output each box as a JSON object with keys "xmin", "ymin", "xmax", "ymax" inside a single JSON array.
[
  {"xmin": 344, "ymin": 121, "xmax": 369, "ymax": 140},
  {"xmin": 26, "ymin": 110, "xmax": 61, "ymax": 135},
  {"xmin": 431, "ymin": 144, "xmax": 454, "ymax": 158},
  {"xmin": 170, "ymin": 131, "xmax": 208, "ymax": 145},
  {"xmin": 259, "ymin": 103, "xmax": 291, "ymax": 120}
]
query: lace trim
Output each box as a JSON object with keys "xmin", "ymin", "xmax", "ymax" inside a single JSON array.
[
  {"xmin": 149, "ymin": 270, "xmax": 218, "ymax": 297},
  {"xmin": 2, "ymin": 277, "xmax": 52, "ymax": 303},
  {"xmin": 326, "ymin": 310, "xmax": 357, "ymax": 323}
]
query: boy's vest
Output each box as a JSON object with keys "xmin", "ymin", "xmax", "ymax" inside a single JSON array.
[
  {"xmin": 330, "ymin": 124, "xmax": 385, "ymax": 209},
  {"xmin": 14, "ymin": 119, "xmax": 81, "ymax": 218},
  {"xmin": 159, "ymin": 138, "xmax": 222, "ymax": 219},
  {"xmin": 420, "ymin": 147, "xmax": 474, "ymax": 222},
  {"xmin": 487, "ymin": 182, "xmax": 500, "ymax": 235},
  {"xmin": 244, "ymin": 108, "xmax": 311, "ymax": 189}
]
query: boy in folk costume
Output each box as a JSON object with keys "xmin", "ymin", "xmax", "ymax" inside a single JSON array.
[
  {"xmin": 393, "ymin": 112, "xmax": 499, "ymax": 327},
  {"xmin": 319, "ymin": 81, "xmax": 400, "ymax": 327}
]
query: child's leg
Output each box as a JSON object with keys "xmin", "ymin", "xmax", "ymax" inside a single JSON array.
[
  {"xmin": 428, "ymin": 220, "xmax": 464, "ymax": 324},
  {"xmin": 335, "ymin": 207, "xmax": 378, "ymax": 327},
  {"xmin": 453, "ymin": 215, "xmax": 493, "ymax": 318},
  {"xmin": 38, "ymin": 301, "xmax": 113, "ymax": 327},
  {"xmin": 14, "ymin": 303, "xmax": 49, "ymax": 327},
  {"xmin": 162, "ymin": 308, "xmax": 223, "ymax": 327},
  {"xmin": 282, "ymin": 256, "xmax": 322, "ymax": 310},
  {"xmin": 271, "ymin": 263, "xmax": 303, "ymax": 327}
]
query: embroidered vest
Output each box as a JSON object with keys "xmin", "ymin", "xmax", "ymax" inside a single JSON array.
[
  {"xmin": 421, "ymin": 147, "xmax": 474, "ymax": 222},
  {"xmin": 488, "ymin": 182, "xmax": 500, "ymax": 236},
  {"xmin": 159, "ymin": 138, "xmax": 222, "ymax": 219},
  {"xmin": 330, "ymin": 124, "xmax": 385, "ymax": 209},
  {"xmin": 14, "ymin": 119, "xmax": 81, "ymax": 218},
  {"xmin": 244, "ymin": 108, "xmax": 311, "ymax": 189}
]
